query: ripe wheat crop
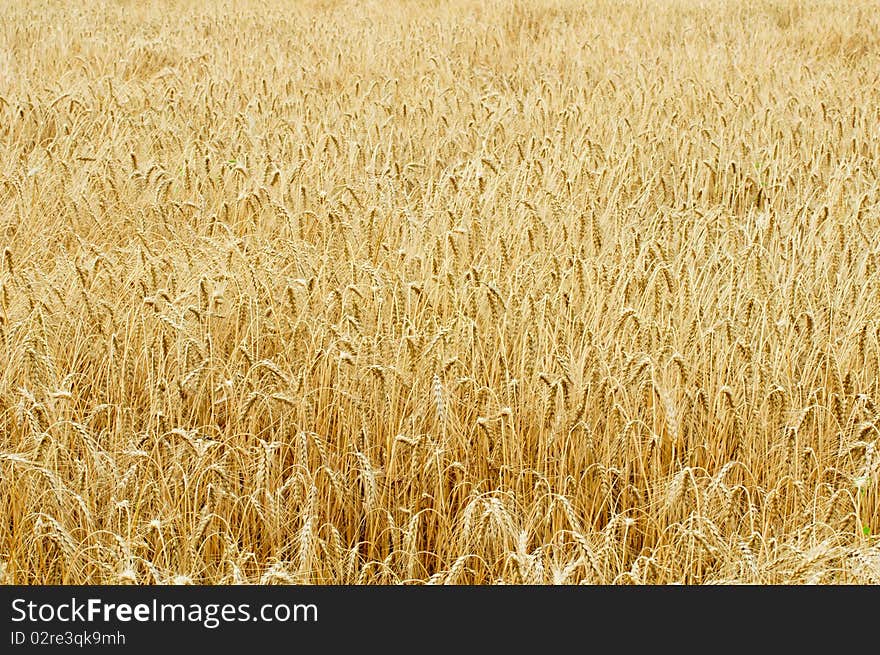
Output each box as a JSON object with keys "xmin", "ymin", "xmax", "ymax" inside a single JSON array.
[{"xmin": 1, "ymin": 0, "xmax": 880, "ymax": 584}]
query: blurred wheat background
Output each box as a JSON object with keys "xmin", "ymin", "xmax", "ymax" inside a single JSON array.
[{"xmin": 1, "ymin": 0, "xmax": 879, "ymax": 584}]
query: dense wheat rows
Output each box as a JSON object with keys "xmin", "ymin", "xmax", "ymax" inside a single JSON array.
[{"xmin": 1, "ymin": 0, "xmax": 880, "ymax": 584}]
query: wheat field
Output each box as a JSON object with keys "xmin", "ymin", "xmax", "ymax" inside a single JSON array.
[{"xmin": 1, "ymin": 0, "xmax": 879, "ymax": 585}]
